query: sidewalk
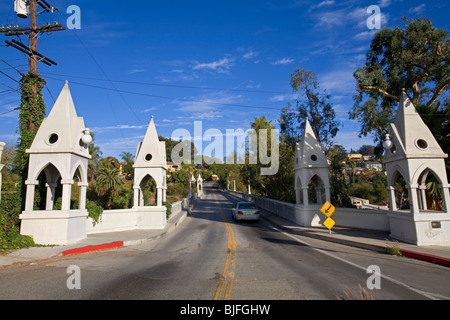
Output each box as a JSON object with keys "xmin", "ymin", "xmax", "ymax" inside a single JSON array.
[
  {"xmin": 0, "ymin": 208, "xmax": 189, "ymax": 267},
  {"xmin": 1, "ymin": 203, "xmax": 450, "ymax": 268},
  {"xmin": 261, "ymin": 210, "xmax": 450, "ymax": 268}
]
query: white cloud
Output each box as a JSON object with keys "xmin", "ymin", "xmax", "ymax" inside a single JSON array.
[
  {"xmin": 269, "ymin": 93, "xmax": 300, "ymax": 102},
  {"xmin": 96, "ymin": 135, "xmax": 144, "ymax": 157},
  {"xmin": 192, "ymin": 57, "xmax": 234, "ymax": 73},
  {"xmin": 311, "ymin": 1, "xmax": 335, "ymax": 10},
  {"xmin": 128, "ymin": 69, "xmax": 146, "ymax": 74},
  {"xmin": 176, "ymin": 92, "xmax": 243, "ymax": 114},
  {"xmin": 353, "ymin": 30, "xmax": 377, "ymax": 41},
  {"xmin": 409, "ymin": 4, "xmax": 426, "ymax": 15},
  {"xmin": 271, "ymin": 58, "xmax": 294, "ymax": 65},
  {"xmin": 334, "ymin": 130, "xmax": 375, "ymax": 151},
  {"xmin": 0, "ymin": 133, "xmax": 17, "ymax": 143},
  {"xmin": 378, "ymin": 0, "xmax": 391, "ymax": 9},
  {"xmin": 90, "ymin": 124, "xmax": 146, "ymax": 133},
  {"xmin": 242, "ymin": 50, "xmax": 258, "ymax": 60},
  {"xmin": 319, "ymin": 69, "xmax": 356, "ymax": 94},
  {"xmin": 312, "ymin": 4, "xmax": 389, "ymax": 30},
  {"xmin": 142, "ymin": 107, "xmax": 158, "ymax": 113},
  {"xmin": 0, "ymin": 108, "xmax": 19, "ymax": 119},
  {"xmin": 184, "ymin": 111, "xmax": 223, "ymax": 120},
  {"xmin": 242, "ymin": 80, "xmax": 261, "ymax": 89}
]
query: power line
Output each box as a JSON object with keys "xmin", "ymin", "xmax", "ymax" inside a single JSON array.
[
  {"xmin": 44, "ymin": 75, "xmax": 283, "ymax": 112},
  {"xmin": 40, "ymin": 71, "xmax": 358, "ymax": 97},
  {"xmin": 0, "ymin": 106, "xmax": 20, "ymax": 116},
  {"xmin": 43, "ymin": 75, "xmax": 450, "ymax": 117},
  {"xmin": 52, "ymin": 7, "xmax": 144, "ymax": 126},
  {"xmin": 40, "ymin": 71, "xmax": 299, "ymax": 95}
]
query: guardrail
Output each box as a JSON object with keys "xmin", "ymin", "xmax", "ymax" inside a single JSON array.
[{"xmin": 226, "ymin": 190, "xmax": 390, "ymax": 232}]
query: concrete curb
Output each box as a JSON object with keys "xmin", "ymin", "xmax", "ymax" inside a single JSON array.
[
  {"xmin": 399, "ymin": 249, "xmax": 450, "ymax": 268},
  {"xmin": 58, "ymin": 242, "xmax": 124, "ymax": 257},
  {"xmin": 53, "ymin": 208, "xmax": 189, "ymax": 258}
]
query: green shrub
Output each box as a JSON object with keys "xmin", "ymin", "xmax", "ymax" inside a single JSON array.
[
  {"xmin": 0, "ymin": 193, "xmax": 35, "ymax": 253},
  {"xmin": 53, "ymin": 198, "xmax": 103, "ymax": 227},
  {"xmin": 167, "ymin": 182, "xmax": 188, "ymax": 197},
  {"xmin": 86, "ymin": 199, "xmax": 103, "ymax": 226}
]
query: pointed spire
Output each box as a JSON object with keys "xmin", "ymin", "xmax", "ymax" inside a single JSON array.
[
  {"xmin": 27, "ymin": 81, "xmax": 89, "ymax": 158},
  {"xmin": 295, "ymin": 118, "xmax": 328, "ymax": 168},
  {"xmin": 47, "ymin": 80, "xmax": 78, "ymax": 121},
  {"xmin": 134, "ymin": 116, "xmax": 166, "ymax": 168},
  {"xmin": 387, "ymin": 89, "xmax": 446, "ymax": 159}
]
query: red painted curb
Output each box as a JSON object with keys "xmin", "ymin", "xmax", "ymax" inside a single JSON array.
[
  {"xmin": 400, "ymin": 249, "xmax": 450, "ymax": 268},
  {"xmin": 61, "ymin": 241, "xmax": 124, "ymax": 256}
]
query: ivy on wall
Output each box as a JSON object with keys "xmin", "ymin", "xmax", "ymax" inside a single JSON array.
[{"xmin": 15, "ymin": 73, "xmax": 46, "ymax": 197}]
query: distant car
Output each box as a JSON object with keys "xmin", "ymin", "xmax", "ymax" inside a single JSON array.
[{"xmin": 232, "ymin": 202, "xmax": 260, "ymax": 221}]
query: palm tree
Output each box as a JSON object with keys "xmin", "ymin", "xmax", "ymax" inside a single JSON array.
[
  {"xmin": 94, "ymin": 166, "xmax": 124, "ymax": 209},
  {"xmin": 88, "ymin": 141, "xmax": 103, "ymax": 184},
  {"xmin": 120, "ymin": 152, "xmax": 134, "ymax": 163},
  {"xmin": 426, "ymin": 176, "xmax": 444, "ymax": 211},
  {"xmin": 120, "ymin": 152, "xmax": 134, "ymax": 180}
]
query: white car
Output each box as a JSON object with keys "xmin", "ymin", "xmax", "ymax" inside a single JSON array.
[{"xmin": 232, "ymin": 202, "xmax": 260, "ymax": 221}]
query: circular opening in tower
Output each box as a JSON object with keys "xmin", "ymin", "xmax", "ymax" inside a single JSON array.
[
  {"xmin": 145, "ymin": 154, "xmax": 153, "ymax": 161},
  {"xmin": 310, "ymin": 154, "xmax": 318, "ymax": 162},
  {"xmin": 48, "ymin": 133, "xmax": 59, "ymax": 145},
  {"xmin": 416, "ymin": 139, "xmax": 428, "ymax": 150}
]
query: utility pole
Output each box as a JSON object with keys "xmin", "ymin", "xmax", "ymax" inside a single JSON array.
[
  {"xmin": 1, "ymin": 0, "xmax": 66, "ymax": 199},
  {"xmin": 29, "ymin": 0, "xmax": 38, "ymax": 75},
  {"xmin": 1, "ymin": 0, "xmax": 65, "ymax": 76},
  {"xmin": 1, "ymin": 0, "xmax": 65, "ymax": 131}
]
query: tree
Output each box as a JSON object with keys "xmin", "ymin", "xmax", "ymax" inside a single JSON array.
[
  {"xmin": 327, "ymin": 144, "xmax": 352, "ymax": 207},
  {"xmin": 159, "ymin": 136, "xmax": 198, "ymax": 163},
  {"xmin": 357, "ymin": 145, "xmax": 376, "ymax": 156},
  {"xmin": 351, "ymin": 17, "xmax": 450, "ymax": 145},
  {"xmin": 0, "ymin": 146, "xmax": 20, "ymax": 192},
  {"xmin": 87, "ymin": 134, "xmax": 102, "ymax": 184},
  {"xmin": 280, "ymin": 68, "xmax": 340, "ymax": 149},
  {"xmin": 241, "ymin": 116, "xmax": 276, "ymax": 196},
  {"xmin": 100, "ymin": 156, "xmax": 120, "ymax": 169},
  {"xmin": 120, "ymin": 151, "xmax": 134, "ymax": 180},
  {"xmin": 94, "ymin": 166, "xmax": 124, "ymax": 209}
]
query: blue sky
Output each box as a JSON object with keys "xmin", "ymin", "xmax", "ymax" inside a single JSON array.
[{"xmin": 1, "ymin": 0, "xmax": 449, "ymax": 160}]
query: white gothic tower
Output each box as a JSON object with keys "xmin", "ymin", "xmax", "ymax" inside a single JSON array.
[
  {"xmin": 294, "ymin": 118, "xmax": 331, "ymax": 206},
  {"xmin": 384, "ymin": 90, "xmax": 450, "ymax": 245},
  {"xmin": 133, "ymin": 116, "xmax": 167, "ymax": 208},
  {"xmin": 19, "ymin": 81, "xmax": 92, "ymax": 245}
]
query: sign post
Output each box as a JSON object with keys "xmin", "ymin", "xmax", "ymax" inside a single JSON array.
[{"xmin": 320, "ymin": 201, "xmax": 336, "ymax": 234}]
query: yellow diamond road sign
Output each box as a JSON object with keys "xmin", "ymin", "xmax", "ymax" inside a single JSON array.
[
  {"xmin": 323, "ymin": 217, "xmax": 335, "ymax": 230},
  {"xmin": 320, "ymin": 201, "xmax": 335, "ymax": 217}
]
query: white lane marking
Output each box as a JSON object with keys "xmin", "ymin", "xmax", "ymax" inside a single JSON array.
[{"xmin": 269, "ymin": 225, "xmax": 450, "ymax": 300}]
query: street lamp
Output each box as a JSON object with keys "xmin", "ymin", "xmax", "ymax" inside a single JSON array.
[
  {"xmin": 189, "ymin": 174, "xmax": 195, "ymax": 197},
  {"xmin": 81, "ymin": 128, "xmax": 93, "ymax": 145},
  {"xmin": 383, "ymin": 134, "xmax": 393, "ymax": 150}
]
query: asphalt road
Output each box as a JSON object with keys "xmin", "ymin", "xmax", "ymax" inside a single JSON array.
[{"xmin": 1, "ymin": 187, "xmax": 450, "ymax": 301}]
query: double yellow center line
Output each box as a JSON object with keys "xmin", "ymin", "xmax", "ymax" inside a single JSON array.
[{"xmin": 213, "ymin": 191, "xmax": 237, "ymax": 300}]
